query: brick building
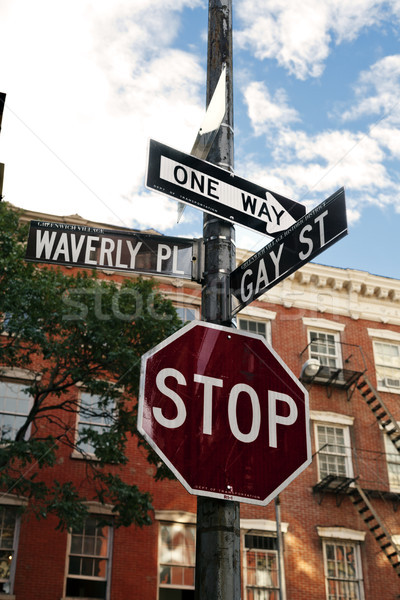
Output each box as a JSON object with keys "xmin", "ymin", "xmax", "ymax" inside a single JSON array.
[{"xmin": 1, "ymin": 208, "xmax": 399, "ymax": 600}]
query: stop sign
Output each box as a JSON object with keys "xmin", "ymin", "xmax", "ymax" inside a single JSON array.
[{"xmin": 138, "ymin": 321, "xmax": 311, "ymax": 505}]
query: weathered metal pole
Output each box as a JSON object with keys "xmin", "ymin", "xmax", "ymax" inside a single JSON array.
[{"xmin": 195, "ymin": 2, "xmax": 241, "ymax": 599}]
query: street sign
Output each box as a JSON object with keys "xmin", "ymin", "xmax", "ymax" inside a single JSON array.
[
  {"xmin": 138, "ymin": 320, "xmax": 311, "ymax": 505},
  {"xmin": 25, "ymin": 220, "xmax": 198, "ymax": 280},
  {"xmin": 230, "ymin": 187, "xmax": 348, "ymax": 315},
  {"xmin": 146, "ymin": 139, "xmax": 306, "ymax": 237}
]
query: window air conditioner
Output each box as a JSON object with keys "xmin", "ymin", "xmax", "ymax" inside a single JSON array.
[{"xmin": 383, "ymin": 377, "xmax": 400, "ymax": 389}]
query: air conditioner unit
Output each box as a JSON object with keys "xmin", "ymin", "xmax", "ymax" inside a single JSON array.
[{"xmin": 383, "ymin": 377, "xmax": 400, "ymax": 389}]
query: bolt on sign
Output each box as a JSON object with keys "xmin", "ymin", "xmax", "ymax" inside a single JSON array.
[
  {"xmin": 138, "ymin": 321, "xmax": 311, "ymax": 505},
  {"xmin": 25, "ymin": 220, "xmax": 197, "ymax": 279}
]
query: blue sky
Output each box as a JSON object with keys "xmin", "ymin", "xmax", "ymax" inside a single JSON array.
[{"xmin": 1, "ymin": 0, "xmax": 400, "ymax": 280}]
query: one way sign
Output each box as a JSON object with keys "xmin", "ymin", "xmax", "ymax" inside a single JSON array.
[
  {"xmin": 146, "ymin": 139, "xmax": 306, "ymax": 237},
  {"xmin": 230, "ymin": 188, "xmax": 348, "ymax": 315}
]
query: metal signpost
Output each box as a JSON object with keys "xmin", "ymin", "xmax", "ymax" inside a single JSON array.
[
  {"xmin": 146, "ymin": 138, "xmax": 305, "ymax": 238},
  {"xmin": 138, "ymin": 320, "xmax": 311, "ymax": 504},
  {"xmin": 25, "ymin": 220, "xmax": 201, "ymax": 280},
  {"xmin": 194, "ymin": 3, "xmax": 240, "ymax": 598}
]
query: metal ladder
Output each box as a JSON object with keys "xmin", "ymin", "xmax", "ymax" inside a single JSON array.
[
  {"xmin": 348, "ymin": 484, "xmax": 400, "ymax": 576},
  {"xmin": 357, "ymin": 375, "xmax": 400, "ymax": 452}
]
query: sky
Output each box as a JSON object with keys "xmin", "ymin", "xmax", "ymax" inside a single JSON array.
[{"xmin": 1, "ymin": 0, "xmax": 400, "ymax": 281}]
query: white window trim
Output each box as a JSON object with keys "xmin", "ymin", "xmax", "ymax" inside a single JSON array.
[
  {"xmin": 0, "ymin": 504, "xmax": 22, "ymax": 599},
  {"xmin": 313, "ymin": 418, "xmax": 354, "ymax": 480},
  {"xmin": 61, "ymin": 515, "xmax": 113, "ymax": 600},
  {"xmin": 320, "ymin": 534, "xmax": 365, "ymax": 600},
  {"xmin": 174, "ymin": 304, "xmax": 200, "ymax": 322},
  {"xmin": 317, "ymin": 527, "xmax": 365, "ymax": 542},
  {"xmin": 158, "ymin": 521, "xmax": 196, "ymax": 592},
  {"xmin": 383, "ymin": 423, "xmax": 400, "ymax": 493},
  {"xmin": 238, "ymin": 317, "xmax": 273, "ymax": 345},
  {"xmin": 311, "ymin": 411, "xmax": 354, "ymax": 426},
  {"xmin": 303, "ymin": 318, "xmax": 345, "ymax": 332},
  {"xmin": 240, "ymin": 307, "xmax": 277, "ymax": 321},
  {"xmin": 155, "ymin": 510, "xmax": 196, "ymax": 525},
  {"xmin": 72, "ymin": 389, "xmax": 115, "ymax": 460},
  {"xmin": 0, "ymin": 368, "xmax": 39, "ymax": 382},
  {"xmin": 368, "ymin": 332, "xmax": 400, "ymax": 394},
  {"xmin": 243, "ymin": 528, "xmax": 281, "ymax": 600},
  {"xmin": 0, "ymin": 377, "xmax": 35, "ymax": 442},
  {"xmin": 241, "ymin": 519, "xmax": 288, "ymax": 534},
  {"xmin": 367, "ymin": 328, "xmax": 400, "ymax": 343},
  {"xmin": 307, "ymin": 328, "xmax": 343, "ymax": 369}
]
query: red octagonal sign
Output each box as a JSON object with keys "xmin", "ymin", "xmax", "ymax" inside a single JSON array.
[{"xmin": 138, "ymin": 321, "xmax": 311, "ymax": 505}]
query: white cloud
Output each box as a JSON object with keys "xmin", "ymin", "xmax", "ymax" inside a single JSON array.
[
  {"xmin": 243, "ymin": 81, "xmax": 299, "ymax": 134},
  {"xmin": 241, "ymin": 78, "xmax": 391, "ymax": 197},
  {"xmin": 0, "ymin": 0, "xmax": 205, "ymax": 229},
  {"xmin": 235, "ymin": 0, "xmax": 395, "ymax": 79},
  {"xmin": 341, "ymin": 55, "xmax": 400, "ymax": 123}
]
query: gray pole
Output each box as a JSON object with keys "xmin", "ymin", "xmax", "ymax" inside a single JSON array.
[
  {"xmin": 275, "ymin": 496, "xmax": 287, "ymax": 600},
  {"xmin": 195, "ymin": 2, "xmax": 241, "ymax": 599}
]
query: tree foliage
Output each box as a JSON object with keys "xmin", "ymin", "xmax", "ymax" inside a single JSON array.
[{"xmin": 0, "ymin": 202, "xmax": 181, "ymax": 529}]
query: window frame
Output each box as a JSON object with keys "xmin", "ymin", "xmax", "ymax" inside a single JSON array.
[
  {"xmin": 322, "ymin": 539, "xmax": 365, "ymax": 600},
  {"xmin": 383, "ymin": 425, "xmax": 400, "ymax": 492},
  {"xmin": 74, "ymin": 391, "xmax": 115, "ymax": 459},
  {"xmin": 158, "ymin": 521, "xmax": 196, "ymax": 594},
  {"xmin": 372, "ymin": 339, "xmax": 400, "ymax": 392},
  {"xmin": 313, "ymin": 419, "xmax": 354, "ymax": 481},
  {"xmin": 0, "ymin": 505, "xmax": 20, "ymax": 598},
  {"xmin": 0, "ymin": 371, "xmax": 36, "ymax": 443},
  {"xmin": 175, "ymin": 305, "xmax": 199, "ymax": 323},
  {"xmin": 63, "ymin": 515, "xmax": 113, "ymax": 600},
  {"xmin": 368, "ymin": 329, "xmax": 400, "ymax": 393},
  {"xmin": 238, "ymin": 318, "xmax": 271, "ymax": 344},
  {"xmin": 243, "ymin": 534, "xmax": 280, "ymax": 600},
  {"xmin": 307, "ymin": 329, "xmax": 343, "ymax": 370}
]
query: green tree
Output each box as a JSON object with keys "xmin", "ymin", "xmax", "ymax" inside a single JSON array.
[{"xmin": 0, "ymin": 202, "xmax": 181, "ymax": 530}]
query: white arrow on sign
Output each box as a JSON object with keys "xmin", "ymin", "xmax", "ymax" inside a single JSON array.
[
  {"xmin": 146, "ymin": 139, "xmax": 306, "ymax": 237},
  {"xmin": 162, "ymin": 156, "xmax": 296, "ymax": 235}
]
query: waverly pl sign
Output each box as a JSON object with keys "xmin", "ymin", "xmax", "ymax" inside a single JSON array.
[{"xmin": 25, "ymin": 220, "xmax": 197, "ymax": 279}]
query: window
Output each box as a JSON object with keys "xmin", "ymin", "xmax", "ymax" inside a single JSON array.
[
  {"xmin": 308, "ymin": 330, "xmax": 342, "ymax": 369},
  {"xmin": 76, "ymin": 393, "xmax": 114, "ymax": 456},
  {"xmin": 0, "ymin": 381, "xmax": 31, "ymax": 442},
  {"xmin": 384, "ymin": 430, "xmax": 400, "ymax": 492},
  {"xmin": 65, "ymin": 516, "xmax": 111, "ymax": 600},
  {"xmin": 315, "ymin": 423, "xmax": 353, "ymax": 480},
  {"xmin": 0, "ymin": 506, "xmax": 19, "ymax": 595},
  {"xmin": 175, "ymin": 306, "xmax": 198, "ymax": 323},
  {"xmin": 239, "ymin": 319, "xmax": 268, "ymax": 340},
  {"xmin": 159, "ymin": 523, "xmax": 196, "ymax": 600},
  {"xmin": 323, "ymin": 540, "xmax": 364, "ymax": 600},
  {"xmin": 244, "ymin": 535, "xmax": 279, "ymax": 600},
  {"xmin": 373, "ymin": 341, "xmax": 400, "ymax": 389}
]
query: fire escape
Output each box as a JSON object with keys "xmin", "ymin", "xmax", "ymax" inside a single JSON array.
[{"xmin": 300, "ymin": 341, "xmax": 400, "ymax": 577}]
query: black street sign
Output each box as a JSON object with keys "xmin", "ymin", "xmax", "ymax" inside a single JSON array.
[
  {"xmin": 146, "ymin": 139, "xmax": 306, "ymax": 237},
  {"xmin": 25, "ymin": 220, "xmax": 197, "ymax": 279},
  {"xmin": 230, "ymin": 187, "xmax": 348, "ymax": 315}
]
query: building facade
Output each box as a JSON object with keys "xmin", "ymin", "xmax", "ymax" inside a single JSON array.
[{"xmin": 1, "ymin": 208, "xmax": 400, "ymax": 599}]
